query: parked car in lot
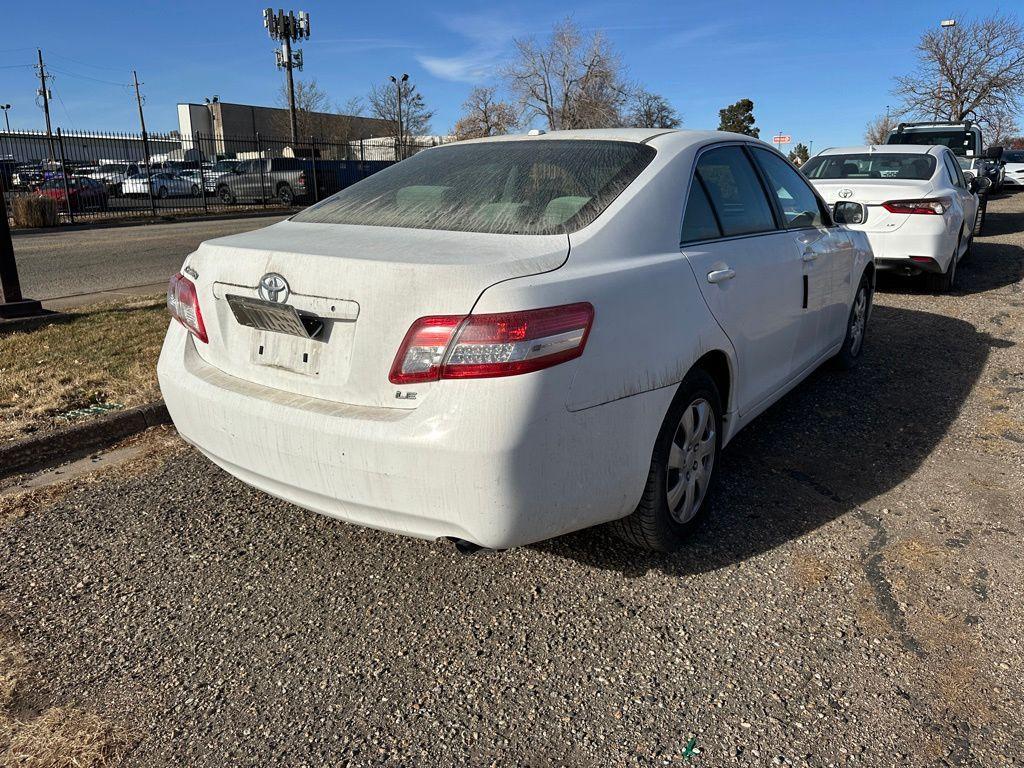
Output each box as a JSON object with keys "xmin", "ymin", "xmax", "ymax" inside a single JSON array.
[
  {"xmin": 204, "ymin": 159, "xmax": 241, "ymax": 193},
  {"xmin": 88, "ymin": 162, "xmax": 140, "ymax": 195},
  {"xmin": 215, "ymin": 157, "xmax": 309, "ymax": 205},
  {"xmin": 122, "ymin": 171, "xmax": 201, "ymax": 199},
  {"xmin": 35, "ymin": 176, "xmax": 108, "ymax": 211},
  {"xmin": 802, "ymin": 145, "xmax": 983, "ymax": 291},
  {"xmin": 159, "ymin": 129, "xmax": 873, "ymax": 552},
  {"xmin": 1001, "ymin": 150, "xmax": 1024, "ymax": 188}
]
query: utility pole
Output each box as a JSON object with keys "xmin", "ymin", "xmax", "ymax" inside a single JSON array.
[
  {"xmin": 1, "ymin": 105, "xmax": 10, "ymax": 132},
  {"xmin": 35, "ymin": 49, "xmax": 55, "ymax": 161},
  {"xmin": 132, "ymin": 71, "xmax": 157, "ymax": 217},
  {"xmin": 936, "ymin": 20, "xmax": 956, "ymax": 121},
  {"xmin": 264, "ymin": 9, "xmax": 311, "ymax": 147},
  {"xmin": 390, "ymin": 73, "xmax": 408, "ymax": 160}
]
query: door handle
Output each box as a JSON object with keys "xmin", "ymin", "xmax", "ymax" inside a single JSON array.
[
  {"xmin": 802, "ymin": 249, "xmax": 817, "ymax": 262},
  {"xmin": 707, "ymin": 268, "xmax": 736, "ymax": 284}
]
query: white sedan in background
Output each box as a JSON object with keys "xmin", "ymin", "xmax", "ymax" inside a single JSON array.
[
  {"xmin": 1002, "ymin": 149, "xmax": 1024, "ymax": 189},
  {"xmin": 159, "ymin": 129, "xmax": 873, "ymax": 552},
  {"xmin": 122, "ymin": 171, "xmax": 201, "ymax": 199},
  {"xmin": 802, "ymin": 145, "xmax": 985, "ymax": 291}
]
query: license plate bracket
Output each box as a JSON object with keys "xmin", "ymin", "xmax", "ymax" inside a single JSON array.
[{"xmin": 225, "ymin": 294, "xmax": 323, "ymax": 339}]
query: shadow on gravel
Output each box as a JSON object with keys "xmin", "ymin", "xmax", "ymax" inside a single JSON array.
[
  {"xmin": 537, "ymin": 305, "xmax": 1003, "ymax": 577},
  {"xmin": 875, "ymin": 241, "xmax": 1024, "ymax": 297}
]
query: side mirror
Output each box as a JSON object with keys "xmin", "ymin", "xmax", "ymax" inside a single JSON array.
[
  {"xmin": 833, "ymin": 201, "xmax": 866, "ymax": 225},
  {"xmin": 984, "ymin": 145, "xmax": 1004, "ymax": 160}
]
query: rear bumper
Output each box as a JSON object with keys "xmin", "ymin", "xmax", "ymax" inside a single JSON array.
[
  {"xmin": 861, "ymin": 224, "xmax": 955, "ymax": 273},
  {"xmin": 157, "ymin": 323, "xmax": 668, "ymax": 549}
]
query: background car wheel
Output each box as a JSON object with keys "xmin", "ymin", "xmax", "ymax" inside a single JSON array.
[
  {"xmin": 277, "ymin": 184, "xmax": 294, "ymax": 206},
  {"xmin": 218, "ymin": 186, "xmax": 235, "ymax": 204},
  {"xmin": 833, "ymin": 273, "xmax": 871, "ymax": 370},
  {"xmin": 157, "ymin": 186, "xmax": 168, "ymax": 199},
  {"xmin": 191, "ymin": 185, "xmax": 200, "ymax": 197},
  {"xmin": 612, "ymin": 368, "xmax": 722, "ymax": 552}
]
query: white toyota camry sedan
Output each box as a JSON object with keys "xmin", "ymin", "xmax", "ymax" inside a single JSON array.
[
  {"xmin": 158, "ymin": 129, "xmax": 873, "ymax": 552},
  {"xmin": 801, "ymin": 145, "xmax": 984, "ymax": 291}
]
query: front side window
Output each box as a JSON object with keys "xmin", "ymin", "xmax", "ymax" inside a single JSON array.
[
  {"xmin": 752, "ymin": 148, "xmax": 824, "ymax": 229},
  {"xmin": 693, "ymin": 146, "xmax": 776, "ymax": 237},
  {"xmin": 293, "ymin": 140, "xmax": 656, "ymax": 235}
]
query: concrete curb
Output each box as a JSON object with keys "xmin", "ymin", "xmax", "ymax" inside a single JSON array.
[{"xmin": 0, "ymin": 401, "xmax": 171, "ymax": 479}]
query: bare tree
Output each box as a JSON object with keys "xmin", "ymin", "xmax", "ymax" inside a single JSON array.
[
  {"xmin": 894, "ymin": 15, "xmax": 1024, "ymax": 122},
  {"xmin": 367, "ymin": 78, "xmax": 434, "ymax": 155},
  {"xmin": 453, "ymin": 86, "xmax": 519, "ymax": 139},
  {"xmin": 331, "ymin": 96, "xmax": 368, "ymax": 145},
  {"xmin": 503, "ymin": 18, "xmax": 630, "ymax": 130},
  {"xmin": 977, "ymin": 104, "xmax": 1022, "ymax": 146},
  {"xmin": 626, "ymin": 89, "xmax": 681, "ymax": 129},
  {"xmin": 864, "ymin": 112, "xmax": 901, "ymax": 145},
  {"xmin": 275, "ymin": 78, "xmax": 333, "ymax": 139}
]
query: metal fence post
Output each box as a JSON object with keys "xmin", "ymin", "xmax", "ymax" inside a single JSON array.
[
  {"xmin": 310, "ymin": 135, "xmax": 319, "ymax": 203},
  {"xmin": 55, "ymin": 128, "xmax": 74, "ymax": 224},
  {"xmin": 359, "ymin": 139, "xmax": 366, "ymax": 178},
  {"xmin": 256, "ymin": 132, "xmax": 267, "ymax": 209},
  {"xmin": 195, "ymin": 132, "xmax": 208, "ymax": 213}
]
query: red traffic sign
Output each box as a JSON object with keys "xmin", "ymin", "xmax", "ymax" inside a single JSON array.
[{"xmin": 772, "ymin": 134, "xmax": 792, "ymax": 144}]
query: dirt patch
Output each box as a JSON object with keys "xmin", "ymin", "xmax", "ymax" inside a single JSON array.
[{"xmin": 0, "ymin": 297, "xmax": 167, "ymax": 443}]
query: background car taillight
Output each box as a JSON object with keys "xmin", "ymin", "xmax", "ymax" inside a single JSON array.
[
  {"xmin": 389, "ymin": 303, "xmax": 594, "ymax": 384},
  {"xmin": 167, "ymin": 273, "xmax": 208, "ymax": 343},
  {"xmin": 882, "ymin": 198, "xmax": 951, "ymax": 215}
]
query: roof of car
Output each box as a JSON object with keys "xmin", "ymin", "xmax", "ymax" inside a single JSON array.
[
  {"xmin": 456, "ymin": 128, "xmax": 768, "ymax": 148},
  {"xmin": 818, "ymin": 145, "xmax": 939, "ymax": 156}
]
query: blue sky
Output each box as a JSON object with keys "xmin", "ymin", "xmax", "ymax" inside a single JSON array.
[{"xmin": 0, "ymin": 0, "xmax": 1019, "ymax": 149}]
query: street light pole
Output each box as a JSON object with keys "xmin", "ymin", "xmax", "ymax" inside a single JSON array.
[
  {"xmin": 390, "ymin": 73, "xmax": 408, "ymax": 160},
  {"xmin": 936, "ymin": 19, "xmax": 957, "ymax": 121},
  {"xmin": 0, "ymin": 192, "xmax": 44, "ymax": 319}
]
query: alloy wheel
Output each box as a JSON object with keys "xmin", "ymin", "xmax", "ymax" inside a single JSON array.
[
  {"xmin": 665, "ymin": 398, "xmax": 716, "ymax": 524},
  {"xmin": 849, "ymin": 285, "xmax": 868, "ymax": 356}
]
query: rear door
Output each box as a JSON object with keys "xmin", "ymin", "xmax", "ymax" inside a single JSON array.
[
  {"xmin": 681, "ymin": 144, "xmax": 807, "ymax": 415},
  {"xmin": 941, "ymin": 150, "xmax": 976, "ymax": 239}
]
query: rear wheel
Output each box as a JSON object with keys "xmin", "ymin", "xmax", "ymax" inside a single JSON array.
[
  {"xmin": 190, "ymin": 184, "xmax": 200, "ymax": 197},
  {"xmin": 925, "ymin": 237, "xmax": 959, "ymax": 292},
  {"xmin": 157, "ymin": 186, "xmax": 168, "ymax": 199},
  {"xmin": 612, "ymin": 369, "xmax": 722, "ymax": 552},
  {"xmin": 218, "ymin": 186, "xmax": 235, "ymax": 204},
  {"xmin": 833, "ymin": 273, "xmax": 871, "ymax": 369},
  {"xmin": 277, "ymin": 184, "xmax": 294, "ymax": 206}
]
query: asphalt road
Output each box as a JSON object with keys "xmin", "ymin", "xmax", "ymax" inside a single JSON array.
[
  {"xmin": 11, "ymin": 215, "xmax": 286, "ymax": 304},
  {"xmin": 2, "ymin": 193, "xmax": 1023, "ymax": 767}
]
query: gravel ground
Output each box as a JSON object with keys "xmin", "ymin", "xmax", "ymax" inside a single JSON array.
[{"xmin": 2, "ymin": 193, "xmax": 1023, "ymax": 767}]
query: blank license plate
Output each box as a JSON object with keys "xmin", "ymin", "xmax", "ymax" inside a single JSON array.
[{"xmin": 226, "ymin": 294, "xmax": 320, "ymax": 339}]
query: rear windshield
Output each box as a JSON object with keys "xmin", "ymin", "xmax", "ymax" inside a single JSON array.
[
  {"xmin": 801, "ymin": 153, "xmax": 937, "ymax": 181},
  {"xmin": 886, "ymin": 129, "xmax": 978, "ymax": 156},
  {"xmin": 292, "ymin": 139, "xmax": 656, "ymax": 235}
]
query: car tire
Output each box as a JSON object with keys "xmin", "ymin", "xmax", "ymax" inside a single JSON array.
[
  {"xmin": 218, "ymin": 186, "xmax": 235, "ymax": 204},
  {"xmin": 833, "ymin": 273, "xmax": 872, "ymax": 370},
  {"xmin": 926, "ymin": 238, "xmax": 959, "ymax": 293},
  {"xmin": 191, "ymin": 184, "xmax": 200, "ymax": 197},
  {"xmin": 973, "ymin": 201, "xmax": 986, "ymax": 236},
  {"xmin": 611, "ymin": 369, "xmax": 722, "ymax": 552},
  {"xmin": 278, "ymin": 184, "xmax": 294, "ymax": 206},
  {"xmin": 157, "ymin": 186, "xmax": 168, "ymax": 199}
]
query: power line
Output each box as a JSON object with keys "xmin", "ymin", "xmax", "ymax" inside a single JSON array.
[{"xmin": 47, "ymin": 66, "xmax": 131, "ymax": 88}]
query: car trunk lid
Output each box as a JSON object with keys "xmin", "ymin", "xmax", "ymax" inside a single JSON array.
[
  {"xmin": 183, "ymin": 220, "xmax": 569, "ymax": 409},
  {"xmin": 812, "ymin": 179, "xmax": 935, "ymax": 233}
]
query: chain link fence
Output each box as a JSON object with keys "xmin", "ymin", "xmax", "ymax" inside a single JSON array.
[{"xmin": 1, "ymin": 128, "xmax": 447, "ymax": 228}]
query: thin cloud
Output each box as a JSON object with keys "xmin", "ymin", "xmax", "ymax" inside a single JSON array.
[{"xmin": 416, "ymin": 13, "xmax": 522, "ymax": 83}]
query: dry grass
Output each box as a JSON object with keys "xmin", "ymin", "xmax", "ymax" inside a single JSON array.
[
  {"xmin": 9, "ymin": 197, "xmax": 58, "ymax": 229},
  {"xmin": 1, "ymin": 708, "xmax": 124, "ymax": 768},
  {"xmin": 0, "ymin": 297, "xmax": 168, "ymax": 443}
]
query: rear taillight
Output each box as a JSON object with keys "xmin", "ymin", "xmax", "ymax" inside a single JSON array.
[
  {"xmin": 167, "ymin": 273, "xmax": 208, "ymax": 343},
  {"xmin": 298, "ymin": 172, "xmax": 306, "ymax": 185},
  {"xmin": 389, "ymin": 303, "xmax": 594, "ymax": 384},
  {"xmin": 882, "ymin": 198, "xmax": 951, "ymax": 215}
]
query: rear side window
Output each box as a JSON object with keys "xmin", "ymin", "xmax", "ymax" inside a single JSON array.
[
  {"xmin": 751, "ymin": 148, "xmax": 824, "ymax": 229},
  {"xmin": 681, "ymin": 178, "xmax": 721, "ymax": 243},
  {"xmin": 292, "ymin": 140, "xmax": 655, "ymax": 235},
  {"xmin": 694, "ymin": 147, "xmax": 776, "ymax": 237},
  {"xmin": 942, "ymin": 153, "xmax": 964, "ymax": 188}
]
